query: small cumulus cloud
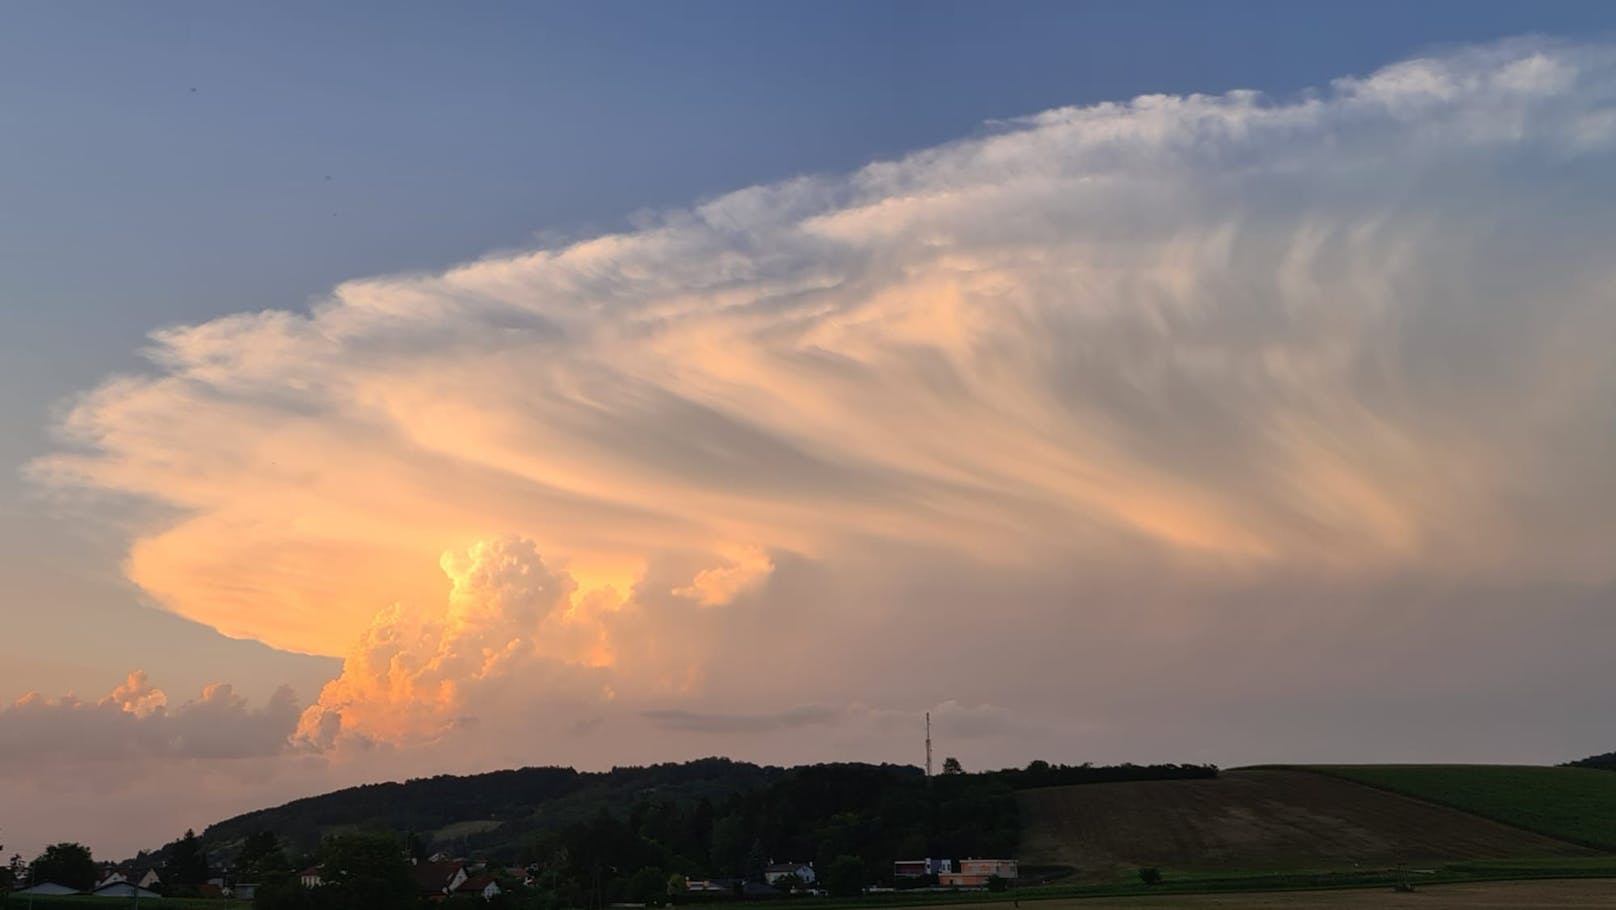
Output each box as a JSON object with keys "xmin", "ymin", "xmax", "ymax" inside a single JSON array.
[{"xmin": 673, "ymin": 546, "xmax": 775, "ymax": 606}]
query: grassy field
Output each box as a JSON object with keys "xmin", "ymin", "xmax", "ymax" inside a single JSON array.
[
  {"xmin": 1303, "ymin": 765, "xmax": 1616, "ymax": 852},
  {"xmin": 1017, "ymin": 768, "xmax": 1598, "ymax": 881},
  {"xmin": 902, "ymin": 878, "xmax": 1616, "ymax": 908},
  {"xmin": 433, "ymin": 818, "xmax": 504, "ymax": 842}
]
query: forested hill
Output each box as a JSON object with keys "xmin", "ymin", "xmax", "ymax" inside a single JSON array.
[
  {"xmin": 1565, "ymin": 751, "xmax": 1616, "ymax": 770},
  {"xmin": 199, "ymin": 757, "xmax": 781, "ymax": 858},
  {"xmin": 182, "ymin": 758, "xmax": 1215, "ymax": 876}
]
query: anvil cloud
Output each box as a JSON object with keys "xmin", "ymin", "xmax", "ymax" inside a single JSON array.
[{"xmin": 30, "ymin": 39, "xmax": 1616, "ymax": 761}]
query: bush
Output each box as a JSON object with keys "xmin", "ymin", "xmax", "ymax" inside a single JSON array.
[{"xmin": 1138, "ymin": 867, "xmax": 1162, "ymax": 886}]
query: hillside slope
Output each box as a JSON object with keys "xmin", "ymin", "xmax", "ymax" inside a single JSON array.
[
  {"xmin": 1309, "ymin": 764, "xmax": 1616, "ymax": 851},
  {"xmin": 199, "ymin": 757, "xmax": 783, "ymax": 859},
  {"xmin": 1017, "ymin": 768, "xmax": 1597, "ymax": 880}
]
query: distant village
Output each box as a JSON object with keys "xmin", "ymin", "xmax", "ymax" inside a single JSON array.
[
  {"xmin": 7, "ymin": 851, "xmax": 1021, "ymax": 903},
  {"xmin": 1, "ymin": 755, "xmax": 1220, "ymax": 907}
]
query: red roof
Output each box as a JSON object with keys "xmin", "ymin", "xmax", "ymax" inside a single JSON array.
[{"xmin": 413, "ymin": 860, "xmax": 464, "ymax": 894}]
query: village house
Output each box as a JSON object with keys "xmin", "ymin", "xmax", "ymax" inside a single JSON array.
[
  {"xmin": 96, "ymin": 866, "xmax": 162, "ymax": 891},
  {"xmin": 92, "ymin": 881, "xmax": 163, "ymax": 900},
  {"xmin": 763, "ymin": 861, "xmax": 815, "ymax": 885},
  {"xmin": 299, "ymin": 864, "xmax": 324, "ymax": 888},
  {"xmin": 893, "ymin": 858, "xmax": 952, "ymax": 877},
  {"xmin": 458, "ymin": 873, "xmax": 501, "ymax": 900},
  {"xmin": 413, "ymin": 859, "xmax": 470, "ymax": 897}
]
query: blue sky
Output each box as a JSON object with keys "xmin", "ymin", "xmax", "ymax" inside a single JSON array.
[
  {"xmin": 3, "ymin": 0, "xmax": 1612, "ymax": 408},
  {"xmin": 8, "ymin": 1, "xmax": 1616, "ymax": 859},
  {"xmin": 8, "ymin": 1, "xmax": 1616, "ymax": 374}
]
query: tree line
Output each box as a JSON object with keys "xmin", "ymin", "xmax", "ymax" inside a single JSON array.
[{"xmin": 2, "ymin": 759, "xmax": 1216, "ymax": 909}]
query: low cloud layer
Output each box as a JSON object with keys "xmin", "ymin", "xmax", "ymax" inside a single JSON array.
[
  {"xmin": 643, "ymin": 705, "xmax": 843, "ymax": 734},
  {"xmin": 0, "ymin": 672, "xmax": 300, "ymax": 764},
  {"xmin": 29, "ymin": 38, "xmax": 1616, "ymax": 773}
]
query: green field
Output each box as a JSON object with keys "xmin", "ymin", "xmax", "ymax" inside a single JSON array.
[
  {"xmin": 1303, "ymin": 765, "xmax": 1616, "ymax": 851},
  {"xmin": 892, "ymin": 878, "xmax": 1616, "ymax": 909}
]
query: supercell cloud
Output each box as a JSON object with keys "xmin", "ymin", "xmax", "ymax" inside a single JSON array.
[{"xmin": 30, "ymin": 39, "xmax": 1616, "ymax": 761}]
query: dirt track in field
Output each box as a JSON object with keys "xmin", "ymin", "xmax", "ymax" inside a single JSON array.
[{"xmin": 1017, "ymin": 768, "xmax": 1596, "ymax": 879}]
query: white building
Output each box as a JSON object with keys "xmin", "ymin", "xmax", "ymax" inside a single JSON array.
[
  {"xmin": 92, "ymin": 881, "xmax": 162, "ymax": 899},
  {"xmin": 764, "ymin": 862, "xmax": 816, "ymax": 885}
]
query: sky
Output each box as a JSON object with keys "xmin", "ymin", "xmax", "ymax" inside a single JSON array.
[{"xmin": 6, "ymin": 0, "xmax": 1616, "ymax": 862}]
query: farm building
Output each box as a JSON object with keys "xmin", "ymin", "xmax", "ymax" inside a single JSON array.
[{"xmin": 940, "ymin": 858, "xmax": 1017, "ymax": 887}]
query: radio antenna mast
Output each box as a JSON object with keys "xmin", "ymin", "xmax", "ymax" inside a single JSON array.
[{"xmin": 925, "ymin": 712, "xmax": 933, "ymax": 778}]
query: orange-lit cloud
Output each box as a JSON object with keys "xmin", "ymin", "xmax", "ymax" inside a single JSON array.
[
  {"xmin": 31, "ymin": 38, "xmax": 1616, "ymax": 749},
  {"xmin": 295, "ymin": 537, "xmax": 607, "ymax": 747}
]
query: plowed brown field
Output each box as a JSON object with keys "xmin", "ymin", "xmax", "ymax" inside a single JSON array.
[{"xmin": 1017, "ymin": 768, "xmax": 1596, "ymax": 879}]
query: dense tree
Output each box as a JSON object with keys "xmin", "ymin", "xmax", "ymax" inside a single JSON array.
[
  {"xmin": 165, "ymin": 828, "xmax": 211, "ymax": 886},
  {"xmin": 709, "ymin": 814, "xmax": 746, "ymax": 875},
  {"xmin": 251, "ymin": 870, "xmax": 312, "ymax": 910},
  {"xmin": 124, "ymin": 756, "xmax": 1214, "ymax": 906},
  {"xmin": 30, "ymin": 842, "xmax": 98, "ymax": 891},
  {"xmin": 941, "ymin": 756, "xmax": 964, "ymax": 775},
  {"xmin": 319, "ymin": 832, "xmax": 414, "ymax": 909},
  {"xmin": 624, "ymin": 865, "xmax": 668, "ymax": 906},
  {"xmin": 825, "ymin": 854, "xmax": 864, "ymax": 897},
  {"xmin": 236, "ymin": 830, "xmax": 290, "ymax": 880}
]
